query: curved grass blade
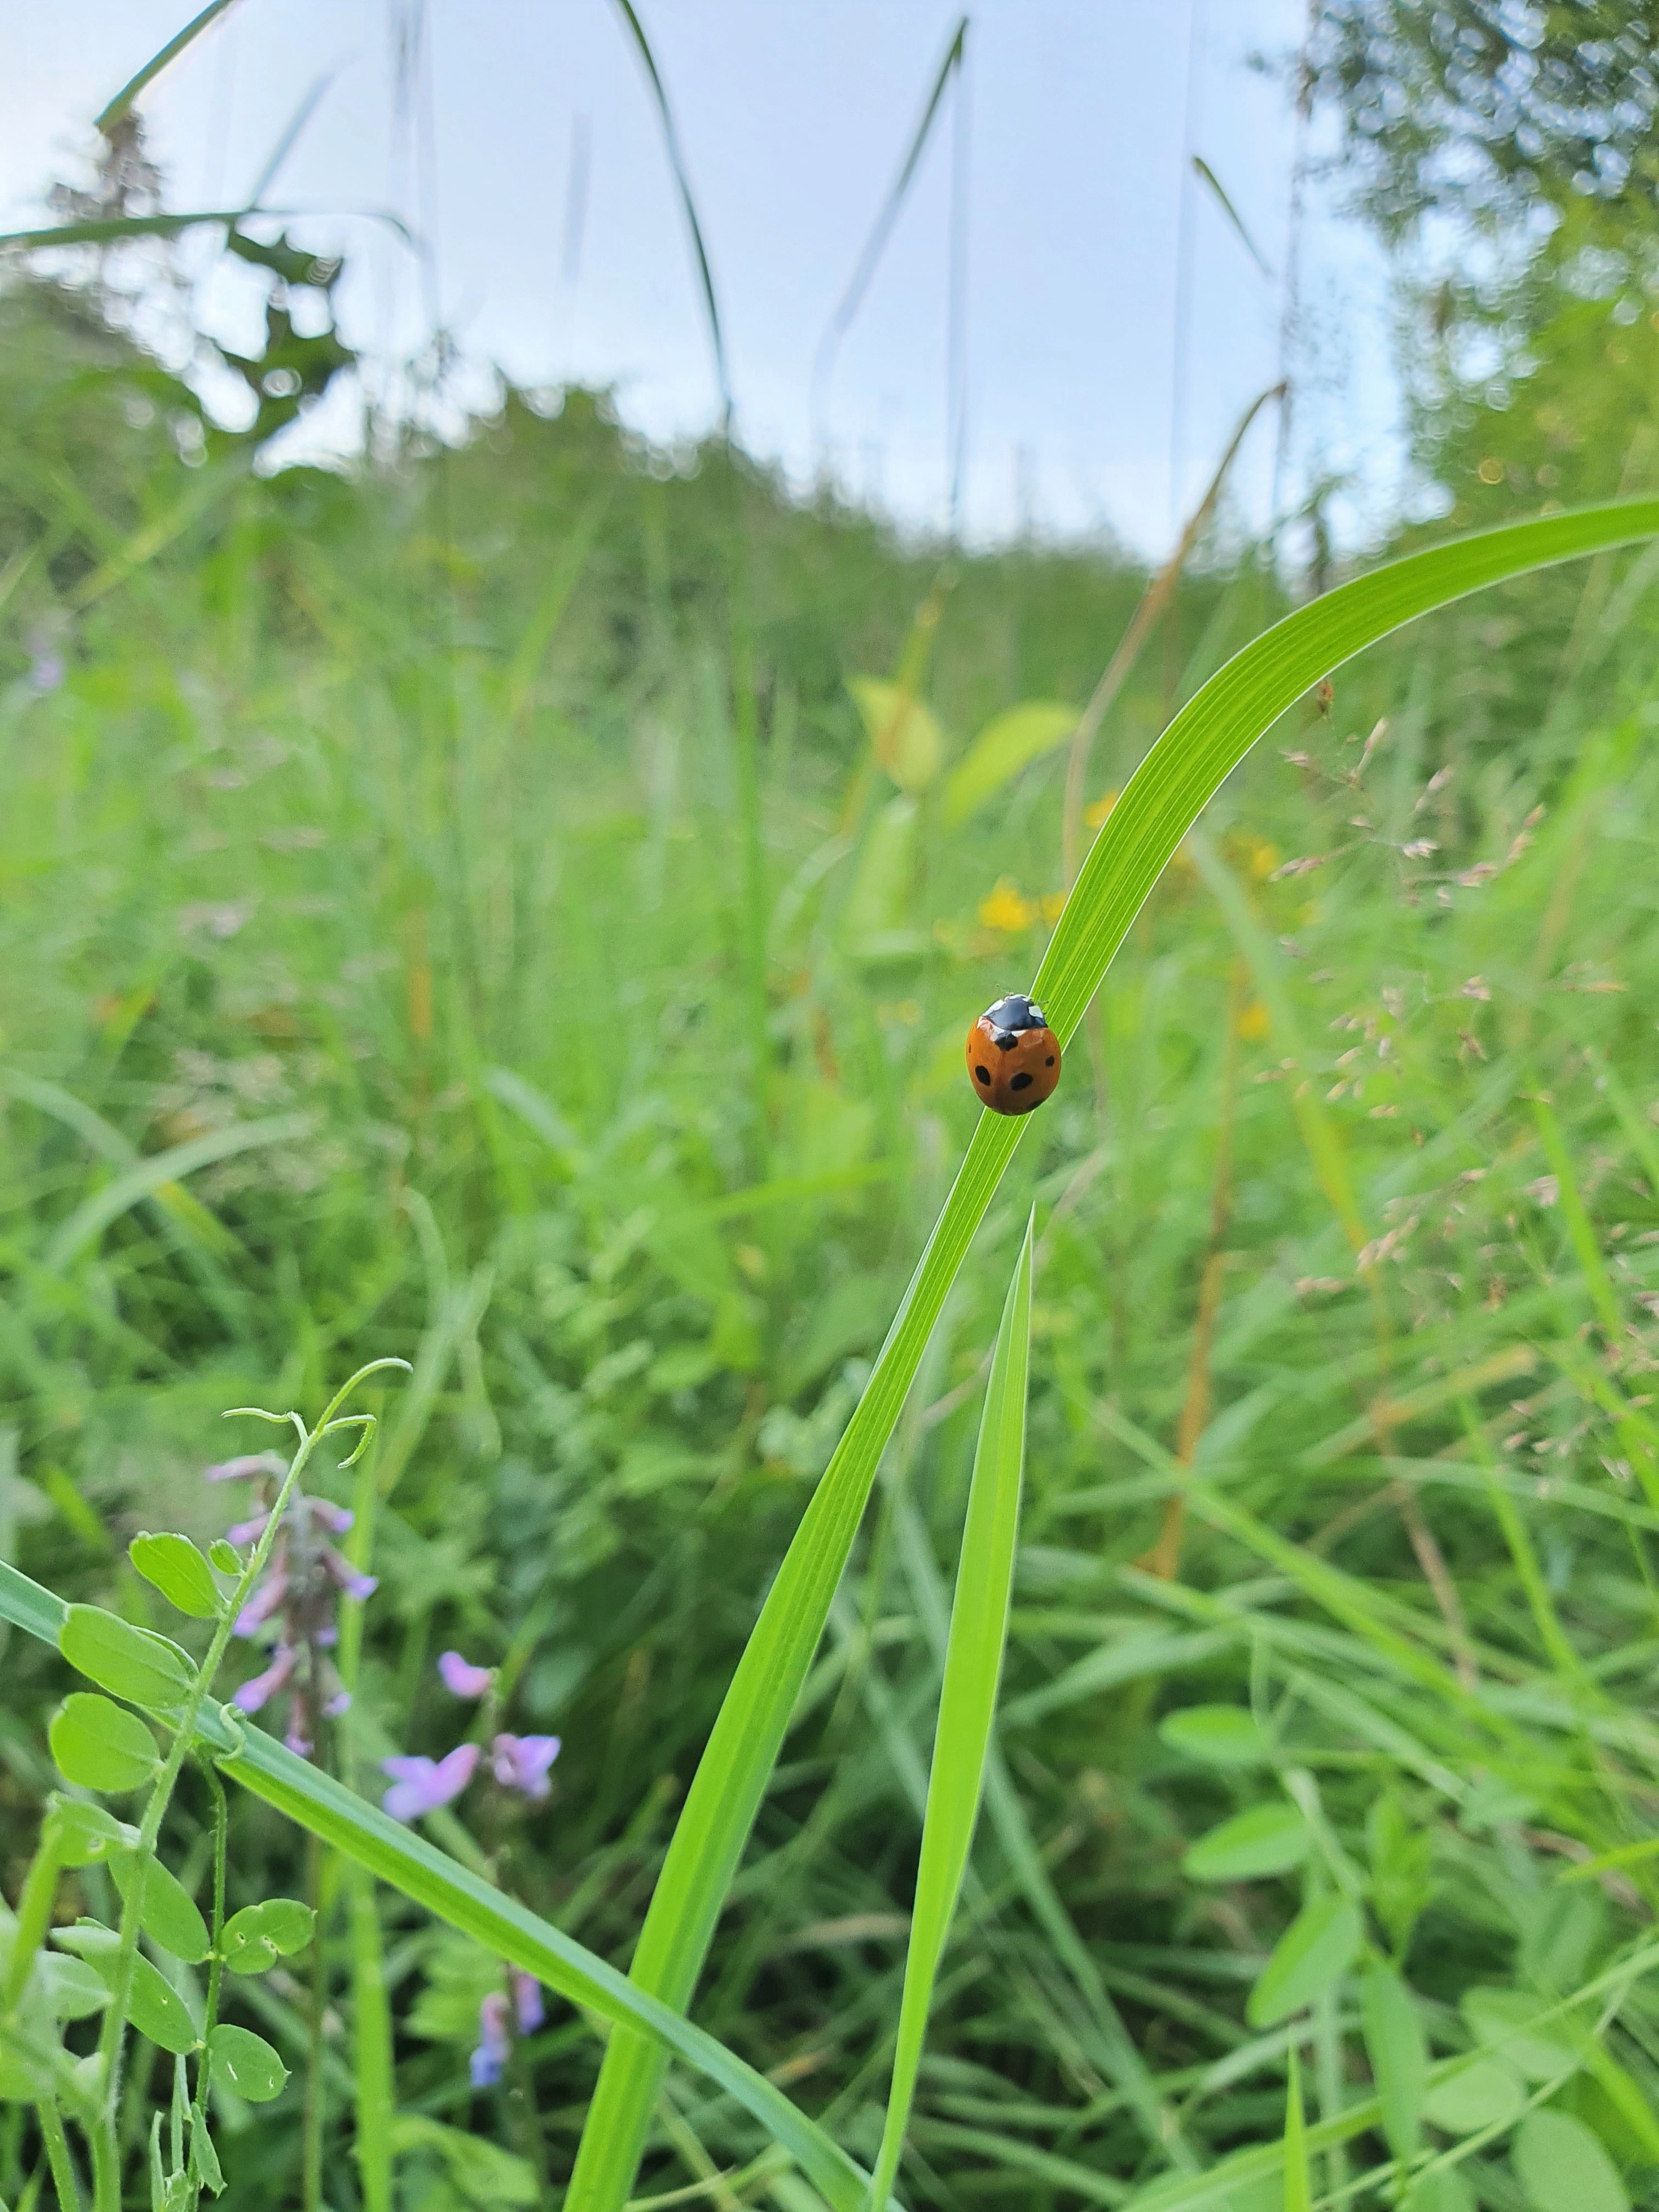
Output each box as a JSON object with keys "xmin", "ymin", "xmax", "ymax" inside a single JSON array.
[
  {"xmin": 565, "ymin": 494, "xmax": 1659, "ymax": 2212},
  {"xmin": 44, "ymin": 1113, "xmax": 313, "ymax": 1271},
  {"xmin": 868, "ymin": 1215, "xmax": 1033, "ymax": 2207},
  {"xmin": 0, "ymin": 1559, "xmax": 881, "ymax": 2212},
  {"xmin": 1192, "ymin": 155, "xmax": 1274, "ymax": 278},
  {"xmin": 812, "ymin": 17, "xmax": 968, "ymax": 426},
  {"xmin": 610, "ymin": 0, "xmax": 731, "ymax": 427}
]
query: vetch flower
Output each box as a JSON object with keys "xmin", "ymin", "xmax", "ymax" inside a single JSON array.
[
  {"xmin": 511, "ymin": 1971, "xmax": 544, "ymax": 2035},
  {"xmin": 381, "ymin": 1743, "xmax": 480, "ymax": 1823},
  {"xmin": 230, "ymin": 1645, "xmax": 296, "ymax": 1715},
  {"xmin": 438, "ymin": 1651, "xmax": 495, "ymax": 1700},
  {"xmin": 489, "ymin": 1733, "xmax": 560, "ymax": 1801},
  {"xmin": 470, "ymin": 1990, "xmax": 511, "ymax": 2089},
  {"xmin": 211, "ymin": 1460, "xmax": 372, "ymax": 1759},
  {"xmin": 206, "ymin": 1453, "xmax": 287, "ymax": 1485}
]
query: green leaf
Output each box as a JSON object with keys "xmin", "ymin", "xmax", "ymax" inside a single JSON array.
[
  {"xmin": 1159, "ymin": 1705, "xmax": 1271, "ymax": 1768},
  {"xmin": 1462, "ymin": 1987, "xmax": 1580, "ymax": 2083},
  {"xmin": 49, "ymin": 1692, "xmax": 160, "ymax": 1793},
  {"xmin": 867, "ymin": 1218, "xmax": 1034, "ymax": 2208},
  {"xmin": 1246, "ymin": 1896, "xmax": 1363, "ymax": 2028},
  {"xmin": 208, "ymin": 1539, "xmax": 242, "ymax": 1576},
  {"xmin": 848, "ymin": 676, "xmax": 944, "ymax": 792},
  {"xmin": 207, "ymin": 2023, "xmax": 288, "ymax": 2103},
  {"xmin": 943, "ymin": 700, "xmax": 1077, "ymax": 825},
  {"xmin": 1513, "ymin": 2109, "xmax": 1629, "ymax": 2212},
  {"xmin": 129, "ymin": 1532, "xmax": 223, "ymax": 1621},
  {"xmin": 190, "ymin": 2112, "xmax": 224, "ymax": 2194},
  {"xmin": 1282, "ymin": 2046, "xmax": 1312, "ymax": 2212},
  {"xmin": 37, "ymin": 1950, "xmax": 110, "ymax": 2019},
  {"xmin": 220, "ymin": 1898, "xmax": 315, "ymax": 1974},
  {"xmin": 53, "ymin": 1923, "xmax": 199, "ymax": 2055},
  {"xmin": 46, "ymin": 1795, "xmax": 139, "ymax": 1865},
  {"xmin": 388, "ymin": 2115, "xmax": 538, "ymax": 2207},
  {"xmin": 59, "ymin": 1606, "xmax": 194, "ymax": 1711},
  {"xmin": 1184, "ymin": 1802, "xmax": 1308, "ymax": 1882},
  {"xmin": 110, "ymin": 1854, "xmax": 211, "ymax": 1963},
  {"xmin": 1362, "ymin": 1960, "xmax": 1427, "ymax": 2164},
  {"xmin": 563, "ymin": 495, "xmax": 1659, "ymax": 2212},
  {"xmin": 840, "ymin": 793, "xmax": 918, "ymax": 949},
  {"xmin": 1421, "ymin": 2054, "xmax": 1526, "ymax": 2135}
]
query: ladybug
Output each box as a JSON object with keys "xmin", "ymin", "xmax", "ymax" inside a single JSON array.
[{"xmin": 966, "ymin": 994, "xmax": 1062, "ymax": 1114}]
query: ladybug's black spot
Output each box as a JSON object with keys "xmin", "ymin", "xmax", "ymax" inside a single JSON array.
[
  {"xmin": 993, "ymin": 1030, "xmax": 1018, "ymax": 1051},
  {"xmin": 1010, "ymin": 1071, "xmax": 1033, "ymax": 1091},
  {"xmin": 1045, "ymin": 1055, "xmax": 1055, "ymax": 1066},
  {"xmin": 975, "ymin": 1065, "xmax": 991, "ymax": 1084}
]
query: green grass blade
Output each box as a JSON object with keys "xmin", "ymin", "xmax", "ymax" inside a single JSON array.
[
  {"xmin": 43, "ymin": 1112, "xmax": 313, "ymax": 1271},
  {"xmin": 94, "ymin": 0, "xmax": 241, "ymax": 135},
  {"xmin": 609, "ymin": 0, "xmax": 731, "ymax": 426},
  {"xmin": 565, "ymin": 495, "xmax": 1659, "ymax": 2211},
  {"xmin": 347, "ymin": 1867, "xmax": 394, "ymax": 2212},
  {"xmin": 1282, "ymin": 2049, "xmax": 1311, "ymax": 2212},
  {"xmin": 0, "ymin": 1561, "xmax": 877, "ymax": 2212},
  {"xmin": 868, "ymin": 1215, "xmax": 1034, "ymax": 2208}
]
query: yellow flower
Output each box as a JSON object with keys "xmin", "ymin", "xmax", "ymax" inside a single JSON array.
[
  {"xmin": 1237, "ymin": 999, "xmax": 1271, "ymax": 1041},
  {"xmin": 1040, "ymin": 892, "xmax": 1065, "ymax": 925},
  {"xmin": 1244, "ymin": 834, "xmax": 1280, "ymax": 881},
  {"xmin": 979, "ymin": 878, "xmax": 1036, "ymax": 933},
  {"xmin": 1085, "ymin": 789, "xmax": 1120, "ymax": 829}
]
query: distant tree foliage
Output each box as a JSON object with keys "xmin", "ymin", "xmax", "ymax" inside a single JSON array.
[{"xmin": 1312, "ymin": 1, "xmax": 1659, "ymax": 245}]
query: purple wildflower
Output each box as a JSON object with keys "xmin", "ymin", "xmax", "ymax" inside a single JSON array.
[
  {"xmin": 211, "ymin": 1460, "xmax": 370, "ymax": 1759},
  {"xmin": 381, "ymin": 1742, "xmax": 480, "ymax": 1823},
  {"xmin": 490, "ymin": 1733, "xmax": 561, "ymax": 1802},
  {"xmin": 511, "ymin": 1971, "xmax": 544, "ymax": 2035},
  {"xmin": 231, "ymin": 1645, "xmax": 296, "ymax": 1715},
  {"xmin": 470, "ymin": 1991, "xmax": 511, "ymax": 2089},
  {"xmin": 234, "ymin": 1571, "xmax": 290, "ymax": 1638},
  {"xmin": 206, "ymin": 1453, "xmax": 287, "ymax": 1484},
  {"xmin": 438, "ymin": 1651, "xmax": 495, "ymax": 1700}
]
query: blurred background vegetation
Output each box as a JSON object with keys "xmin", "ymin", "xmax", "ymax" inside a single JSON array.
[{"xmin": 7, "ymin": 4, "xmax": 1659, "ymax": 2208}]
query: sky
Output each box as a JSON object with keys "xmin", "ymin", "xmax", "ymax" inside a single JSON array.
[{"xmin": 1, "ymin": 1, "xmax": 1407, "ymax": 556}]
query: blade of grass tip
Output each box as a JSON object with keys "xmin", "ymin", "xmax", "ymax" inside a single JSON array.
[
  {"xmin": 609, "ymin": 1, "xmax": 731, "ymax": 427},
  {"xmin": 94, "ymin": 0, "xmax": 241, "ymax": 135},
  {"xmin": 867, "ymin": 1216, "xmax": 1033, "ymax": 2209},
  {"xmin": 1281, "ymin": 2048, "xmax": 1311, "ymax": 2212},
  {"xmin": 1060, "ymin": 381, "xmax": 1283, "ymax": 887},
  {"xmin": 567, "ymin": 497, "xmax": 1659, "ymax": 2212},
  {"xmin": 1191, "ymin": 156, "xmax": 1274, "ymax": 278},
  {"xmin": 811, "ymin": 18, "xmax": 967, "ymax": 440}
]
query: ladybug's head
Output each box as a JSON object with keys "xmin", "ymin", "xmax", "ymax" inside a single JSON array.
[{"xmin": 983, "ymin": 993, "xmax": 1046, "ymax": 1045}]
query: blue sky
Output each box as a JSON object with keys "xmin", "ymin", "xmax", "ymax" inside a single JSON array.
[{"xmin": 3, "ymin": 1, "xmax": 1404, "ymax": 554}]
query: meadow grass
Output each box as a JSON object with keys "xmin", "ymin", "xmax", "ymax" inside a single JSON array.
[{"xmin": 3, "ymin": 270, "xmax": 1659, "ymax": 2212}]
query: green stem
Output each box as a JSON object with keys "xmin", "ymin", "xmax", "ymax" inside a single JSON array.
[
  {"xmin": 302, "ymin": 1831, "xmax": 325, "ymax": 2212},
  {"xmin": 187, "ymin": 1756, "xmax": 228, "ymax": 2162},
  {"xmin": 87, "ymin": 1361, "xmax": 405, "ymax": 2212},
  {"xmin": 35, "ymin": 2101, "xmax": 80, "ymax": 2212}
]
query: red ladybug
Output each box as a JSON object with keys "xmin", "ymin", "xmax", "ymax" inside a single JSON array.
[{"xmin": 966, "ymin": 994, "xmax": 1062, "ymax": 1114}]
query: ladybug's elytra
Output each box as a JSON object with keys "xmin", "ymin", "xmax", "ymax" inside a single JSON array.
[{"xmin": 966, "ymin": 994, "xmax": 1062, "ymax": 1115}]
